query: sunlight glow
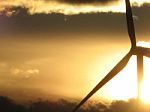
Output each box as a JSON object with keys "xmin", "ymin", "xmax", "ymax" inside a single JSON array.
[
  {"xmin": 93, "ymin": 42, "xmax": 150, "ymax": 103},
  {"xmin": 137, "ymin": 41, "xmax": 150, "ymax": 48},
  {"xmin": 141, "ymin": 57, "xmax": 150, "ymax": 103},
  {"xmin": 103, "ymin": 55, "xmax": 150, "ymax": 103},
  {"xmin": 105, "ymin": 56, "xmax": 137, "ymax": 101}
]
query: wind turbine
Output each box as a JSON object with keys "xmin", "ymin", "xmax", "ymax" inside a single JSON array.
[{"xmin": 72, "ymin": 0, "xmax": 150, "ymax": 112}]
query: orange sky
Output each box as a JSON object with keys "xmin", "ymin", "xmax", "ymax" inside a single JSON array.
[
  {"xmin": 0, "ymin": 33, "xmax": 149, "ymax": 102},
  {"xmin": 0, "ymin": 0, "xmax": 150, "ymax": 103}
]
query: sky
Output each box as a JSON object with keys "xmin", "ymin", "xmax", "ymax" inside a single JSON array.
[{"xmin": 0, "ymin": 0, "xmax": 150, "ymax": 103}]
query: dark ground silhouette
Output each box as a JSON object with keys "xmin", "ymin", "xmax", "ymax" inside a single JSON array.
[{"xmin": 0, "ymin": 96, "xmax": 150, "ymax": 112}]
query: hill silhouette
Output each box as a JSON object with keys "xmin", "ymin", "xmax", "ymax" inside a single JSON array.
[{"xmin": 0, "ymin": 96, "xmax": 150, "ymax": 112}]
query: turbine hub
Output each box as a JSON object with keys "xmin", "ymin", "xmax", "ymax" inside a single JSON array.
[{"xmin": 132, "ymin": 46, "xmax": 150, "ymax": 56}]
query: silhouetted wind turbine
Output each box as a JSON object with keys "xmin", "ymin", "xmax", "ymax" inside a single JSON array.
[{"xmin": 72, "ymin": 0, "xmax": 150, "ymax": 111}]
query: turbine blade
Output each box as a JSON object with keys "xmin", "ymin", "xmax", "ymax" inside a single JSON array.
[
  {"xmin": 142, "ymin": 47, "xmax": 150, "ymax": 58},
  {"xmin": 125, "ymin": 0, "xmax": 136, "ymax": 48},
  {"xmin": 72, "ymin": 51, "xmax": 132, "ymax": 112}
]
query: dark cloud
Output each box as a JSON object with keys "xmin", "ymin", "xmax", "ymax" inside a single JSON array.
[
  {"xmin": 0, "ymin": 96, "xmax": 148, "ymax": 112},
  {"xmin": 0, "ymin": 7, "xmax": 126, "ymax": 35},
  {"xmin": 57, "ymin": 0, "xmax": 119, "ymax": 4},
  {"xmin": 0, "ymin": 4, "xmax": 150, "ymax": 40},
  {"xmin": 0, "ymin": 0, "xmax": 122, "ymax": 15},
  {"xmin": 0, "ymin": 0, "xmax": 150, "ymax": 15}
]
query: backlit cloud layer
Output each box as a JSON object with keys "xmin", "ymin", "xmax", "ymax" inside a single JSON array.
[
  {"xmin": 57, "ymin": 0, "xmax": 119, "ymax": 4},
  {"xmin": 0, "ymin": 0, "xmax": 150, "ymax": 15}
]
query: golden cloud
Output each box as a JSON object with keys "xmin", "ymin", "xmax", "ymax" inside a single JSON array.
[
  {"xmin": 10, "ymin": 67, "xmax": 39, "ymax": 78},
  {"xmin": 0, "ymin": 0, "xmax": 150, "ymax": 15}
]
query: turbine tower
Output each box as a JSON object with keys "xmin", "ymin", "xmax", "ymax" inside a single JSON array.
[{"xmin": 72, "ymin": 0, "xmax": 150, "ymax": 111}]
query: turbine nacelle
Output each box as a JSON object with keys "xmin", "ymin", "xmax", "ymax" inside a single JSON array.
[{"xmin": 132, "ymin": 46, "xmax": 150, "ymax": 58}]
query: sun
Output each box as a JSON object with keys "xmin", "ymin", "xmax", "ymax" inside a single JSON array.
[
  {"xmin": 98, "ymin": 42, "xmax": 150, "ymax": 103},
  {"xmin": 104, "ymin": 56, "xmax": 137, "ymax": 101},
  {"xmin": 137, "ymin": 41, "xmax": 150, "ymax": 103},
  {"xmin": 89, "ymin": 42, "xmax": 150, "ymax": 103},
  {"xmin": 104, "ymin": 56, "xmax": 150, "ymax": 103},
  {"xmin": 140, "ymin": 56, "xmax": 150, "ymax": 103}
]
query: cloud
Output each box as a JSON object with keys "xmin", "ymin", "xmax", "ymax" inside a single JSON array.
[
  {"xmin": 0, "ymin": 62, "xmax": 7, "ymax": 73},
  {"xmin": 57, "ymin": 0, "xmax": 119, "ymax": 4},
  {"xmin": 0, "ymin": 62, "xmax": 7, "ymax": 68},
  {"xmin": 0, "ymin": 0, "xmax": 150, "ymax": 15},
  {"xmin": 26, "ymin": 69, "xmax": 39, "ymax": 75},
  {"xmin": 10, "ymin": 68, "xmax": 22, "ymax": 75},
  {"xmin": 0, "ymin": 0, "xmax": 121, "ymax": 16},
  {"xmin": 10, "ymin": 68, "xmax": 39, "ymax": 78}
]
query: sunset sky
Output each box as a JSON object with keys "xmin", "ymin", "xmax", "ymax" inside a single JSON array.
[{"xmin": 0, "ymin": 0, "xmax": 150, "ymax": 103}]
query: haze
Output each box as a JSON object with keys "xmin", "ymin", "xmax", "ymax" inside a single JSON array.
[{"xmin": 0, "ymin": 1, "xmax": 150, "ymax": 102}]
